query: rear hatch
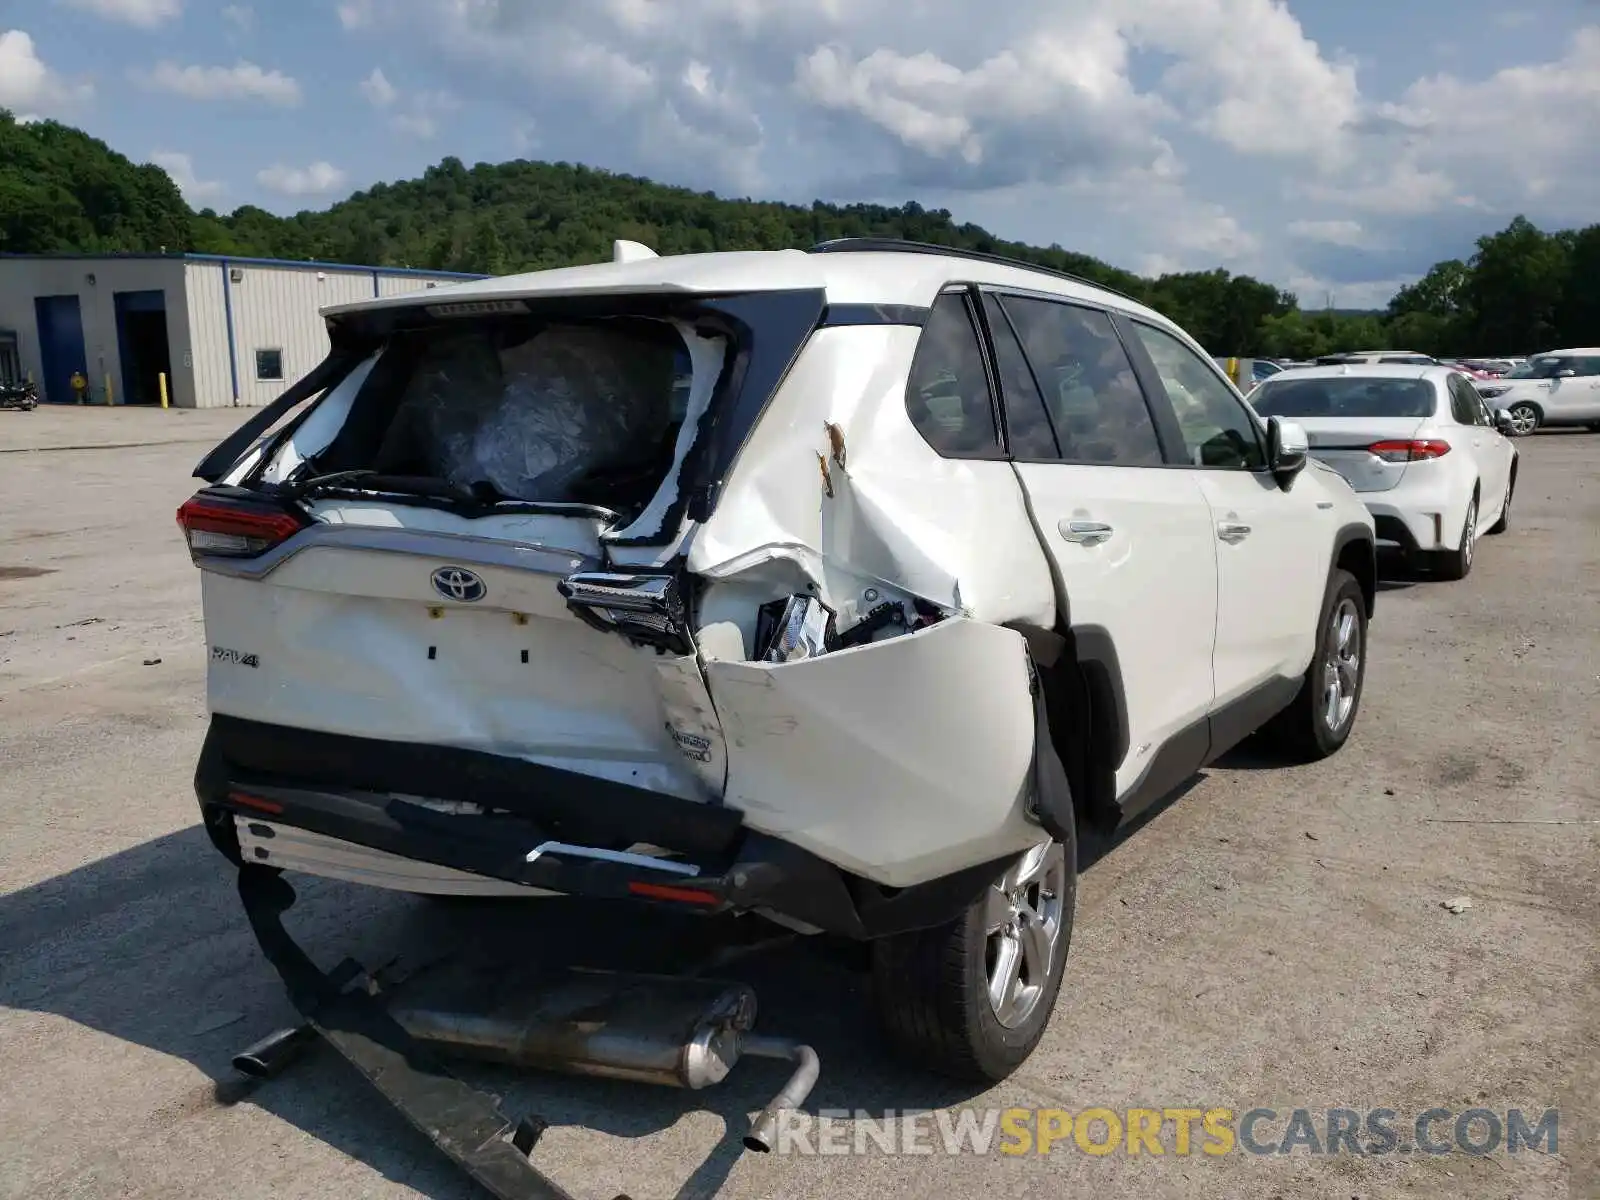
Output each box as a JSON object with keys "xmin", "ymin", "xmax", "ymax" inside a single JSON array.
[
  {"xmin": 184, "ymin": 290, "xmax": 823, "ymax": 805},
  {"xmin": 1295, "ymin": 417, "xmax": 1429, "ymax": 492}
]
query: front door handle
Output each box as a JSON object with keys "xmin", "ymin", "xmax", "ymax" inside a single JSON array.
[
  {"xmin": 1217, "ymin": 521, "xmax": 1252, "ymax": 544},
  {"xmin": 1059, "ymin": 519, "xmax": 1114, "ymax": 546}
]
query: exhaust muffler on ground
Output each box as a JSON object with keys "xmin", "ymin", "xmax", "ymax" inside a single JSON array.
[{"xmin": 366, "ymin": 970, "xmax": 814, "ymax": 1152}]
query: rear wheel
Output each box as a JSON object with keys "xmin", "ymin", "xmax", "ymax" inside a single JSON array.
[
  {"xmin": 871, "ymin": 833, "xmax": 1075, "ymax": 1082},
  {"xmin": 1263, "ymin": 569, "xmax": 1367, "ymax": 761},
  {"xmin": 1432, "ymin": 494, "xmax": 1477, "ymax": 581},
  {"xmin": 1506, "ymin": 403, "xmax": 1540, "ymax": 437}
]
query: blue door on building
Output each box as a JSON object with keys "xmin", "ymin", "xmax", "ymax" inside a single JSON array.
[{"xmin": 34, "ymin": 295, "xmax": 87, "ymax": 405}]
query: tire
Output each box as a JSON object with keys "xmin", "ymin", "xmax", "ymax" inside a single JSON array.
[
  {"xmin": 1487, "ymin": 471, "xmax": 1514, "ymax": 535},
  {"xmin": 1431, "ymin": 493, "xmax": 1478, "ymax": 581},
  {"xmin": 1262, "ymin": 568, "xmax": 1367, "ymax": 762},
  {"xmin": 1506, "ymin": 403, "xmax": 1540, "ymax": 437},
  {"xmin": 871, "ymin": 830, "xmax": 1076, "ymax": 1083}
]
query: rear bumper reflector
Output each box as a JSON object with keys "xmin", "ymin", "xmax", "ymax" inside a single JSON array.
[{"xmin": 627, "ymin": 881, "xmax": 723, "ymax": 906}]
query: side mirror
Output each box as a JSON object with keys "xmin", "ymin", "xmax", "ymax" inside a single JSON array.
[
  {"xmin": 1268, "ymin": 416, "xmax": 1308, "ymax": 489},
  {"xmin": 1493, "ymin": 408, "xmax": 1515, "ymax": 435},
  {"xmin": 1555, "ymin": 368, "xmax": 1577, "ymax": 378}
]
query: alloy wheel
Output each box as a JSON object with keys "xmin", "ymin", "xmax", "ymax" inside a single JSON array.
[
  {"xmin": 1463, "ymin": 500, "xmax": 1477, "ymax": 569},
  {"xmin": 1321, "ymin": 596, "xmax": 1362, "ymax": 733},
  {"xmin": 984, "ymin": 841, "xmax": 1068, "ymax": 1028},
  {"xmin": 1509, "ymin": 405, "xmax": 1538, "ymax": 436}
]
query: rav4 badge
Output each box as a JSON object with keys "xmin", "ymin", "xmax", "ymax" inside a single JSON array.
[{"xmin": 431, "ymin": 566, "xmax": 486, "ymax": 603}]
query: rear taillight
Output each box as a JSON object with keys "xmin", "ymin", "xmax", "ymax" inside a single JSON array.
[
  {"xmin": 176, "ymin": 495, "xmax": 306, "ymax": 559},
  {"xmin": 1368, "ymin": 439, "xmax": 1451, "ymax": 463}
]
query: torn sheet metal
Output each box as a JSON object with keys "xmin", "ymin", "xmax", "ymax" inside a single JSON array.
[
  {"xmin": 687, "ymin": 325, "xmax": 1055, "ymax": 630},
  {"xmin": 707, "ymin": 617, "xmax": 1047, "ymax": 889}
]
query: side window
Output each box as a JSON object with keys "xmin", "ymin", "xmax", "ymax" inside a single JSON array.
[
  {"xmin": 1130, "ymin": 322, "xmax": 1266, "ymax": 469},
  {"xmin": 981, "ymin": 294, "xmax": 1059, "ymax": 459},
  {"xmin": 905, "ymin": 291, "xmax": 1002, "ymax": 459},
  {"xmin": 1449, "ymin": 375, "xmax": 1485, "ymax": 425},
  {"xmin": 1573, "ymin": 356, "xmax": 1600, "ymax": 377},
  {"xmin": 998, "ymin": 295, "xmax": 1163, "ymax": 466}
]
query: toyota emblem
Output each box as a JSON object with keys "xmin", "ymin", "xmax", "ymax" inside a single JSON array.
[{"xmin": 431, "ymin": 566, "xmax": 486, "ymax": 603}]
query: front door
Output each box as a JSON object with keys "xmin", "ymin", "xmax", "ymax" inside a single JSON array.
[
  {"xmin": 1124, "ymin": 321, "xmax": 1328, "ymax": 709},
  {"xmin": 984, "ymin": 292, "xmax": 1219, "ymax": 800}
]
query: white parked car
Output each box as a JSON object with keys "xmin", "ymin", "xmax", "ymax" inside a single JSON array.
[
  {"xmin": 1250, "ymin": 364, "xmax": 1517, "ymax": 579},
  {"xmin": 1474, "ymin": 348, "xmax": 1600, "ymax": 435},
  {"xmin": 179, "ymin": 238, "xmax": 1377, "ymax": 1081}
]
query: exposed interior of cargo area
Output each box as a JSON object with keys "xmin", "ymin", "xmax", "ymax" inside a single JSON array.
[{"xmin": 184, "ymin": 268, "xmax": 1063, "ymax": 922}]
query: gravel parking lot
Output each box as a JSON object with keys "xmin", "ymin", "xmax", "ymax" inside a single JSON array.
[{"xmin": 2, "ymin": 406, "xmax": 1596, "ymax": 1200}]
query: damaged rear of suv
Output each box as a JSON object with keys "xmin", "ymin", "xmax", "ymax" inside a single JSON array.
[{"xmin": 184, "ymin": 238, "xmax": 1374, "ymax": 1082}]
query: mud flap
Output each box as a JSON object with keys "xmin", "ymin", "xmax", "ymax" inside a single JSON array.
[{"xmin": 236, "ymin": 867, "xmax": 585, "ymax": 1200}]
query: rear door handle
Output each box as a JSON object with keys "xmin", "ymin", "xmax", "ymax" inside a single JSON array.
[
  {"xmin": 1059, "ymin": 519, "xmax": 1113, "ymax": 546},
  {"xmin": 1217, "ymin": 522, "xmax": 1252, "ymax": 544}
]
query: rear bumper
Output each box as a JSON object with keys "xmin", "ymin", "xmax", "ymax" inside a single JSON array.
[
  {"xmin": 196, "ymin": 715, "xmax": 1036, "ymax": 941},
  {"xmin": 1362, "ymin": 482, "xmax": 1466, "ymax": 552}
]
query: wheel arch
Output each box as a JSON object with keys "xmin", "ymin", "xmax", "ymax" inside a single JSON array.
[
  {"xmin": 1005, "ymin": 620, "xmax": 1127, "ymax": 833},
  {"xmin": 1332, "ymin": 522, "xmax": 1376, "ymax": 619}
]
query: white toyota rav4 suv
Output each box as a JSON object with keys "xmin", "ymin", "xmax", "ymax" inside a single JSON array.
[{"xmin": 181, "ymin": 239, "xmax": 1376, "ymax": 1081}]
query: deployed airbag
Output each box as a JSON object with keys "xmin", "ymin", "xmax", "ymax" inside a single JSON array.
[{"xmin": 387, "ymin": 324, "xmax": 680, "ymax": 503}]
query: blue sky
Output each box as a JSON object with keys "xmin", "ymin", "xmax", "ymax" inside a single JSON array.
[{"xmin": 4, "ymin": 0, "xmax": 1598, "ymax": 308}]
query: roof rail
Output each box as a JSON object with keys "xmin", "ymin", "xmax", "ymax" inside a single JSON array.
[{"xmin": 806, "ymin": 237, "xmax": 1142, "ymax": 304}]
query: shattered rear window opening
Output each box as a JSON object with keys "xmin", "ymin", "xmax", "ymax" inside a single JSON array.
[{"xmin": 356, "ymin": 317, "xmax": 702, "ymax": 516}]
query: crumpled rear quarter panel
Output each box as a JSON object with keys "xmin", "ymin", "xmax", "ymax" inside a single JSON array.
[{"xmin": 707, "ymin": 617, "xmax": 1045, "ymax": 888}]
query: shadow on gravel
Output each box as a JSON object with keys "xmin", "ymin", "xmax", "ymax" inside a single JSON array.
[{"xmin": 0, "ymin": 828, "xmax": 991, "ymax": 1200}]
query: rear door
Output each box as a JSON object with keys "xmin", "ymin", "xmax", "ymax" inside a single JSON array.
[
  {"xmin": 1447, "ymin": 373, "xmax": 1510, "ymax": 512},
  {"xmin": 985, "ymin": 292, "xmax": 1219, "ymax": 800}
]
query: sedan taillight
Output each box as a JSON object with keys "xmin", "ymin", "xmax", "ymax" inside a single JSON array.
[
  {"xmin": 176, "ymin": 495, "xmax": 307, "ymax": 559},
  {"xmin": 1368, "ymin": 439, "xmax": 1451, "ymax": 463}
]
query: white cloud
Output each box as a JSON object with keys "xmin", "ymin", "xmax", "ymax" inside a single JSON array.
[
  {"xmin": 387, "ymin": 89, "xmax": 458, "ymax": 139},
  {"xmin": 0, "ymin": 29, "xmax": 93, "ymax": 115},
  {"xmin": 141, "ymin": 60, "xmax": 302, "ymax": 106},
  {"xmin": 360, "ymin": 67, "xmax": 397, "ymax": 106},
  {"xmin": 59, "ymin": 0, "xmax": 180, "ymax": 27},
  {"xmin": 337, "ymin": 0, "xmax": 371, "ymax": 30},
  {"xmin": 222, "ymin": 5, "xmax": 253, "ymax": 34},
  {"xmin": 1124, "ymin": 0, "xmax": 1361, "ymax": 164},
  {"xmin": 1287, "ymin": 218, "xmax": 1369, "ymax": 247},
  {"xmin": 1365, "ymin": 27, "xmax": 1600, "ymax": 222},
  {"xmin": 151, "ymin": 151, "xmax": 225, "ymax": 204},
  {"xmin": 256, "ymin": 161, "xmax": 348, "ymax": 197}
]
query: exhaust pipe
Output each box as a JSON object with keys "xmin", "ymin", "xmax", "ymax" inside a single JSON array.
[
  {"xmin": 739, "ymin": 1036, "xmax": 820, "ymax": 1153},
  {"xmin": 388, "ymin": 971, "xmax": 757, "ymax": 1090},
  {"xmin": 231, "ymin": 1024, "xmax": 317, "ymax": 1079}
]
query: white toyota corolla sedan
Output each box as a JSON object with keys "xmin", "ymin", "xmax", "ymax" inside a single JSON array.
[{"xmin": 1249, "ymin": 364, "xmax": 1518, "ymax": 579}]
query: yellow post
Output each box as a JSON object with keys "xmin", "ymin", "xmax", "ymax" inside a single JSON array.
[
  {"xmin": 105, "ymin": 373, "xmax": 114, "ymax": 405},
  {"xmin": 1225, "ymin": 357, "xmax": 1241, "ymax": 385},
  {"xmin": 158, "ymin": 372, "xmax": 169, "ymax": 409}
]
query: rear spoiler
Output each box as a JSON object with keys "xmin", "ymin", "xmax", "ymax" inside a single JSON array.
[{"xmin": 192, "ymin": 351, "xmax": 365, "ymax": 483}]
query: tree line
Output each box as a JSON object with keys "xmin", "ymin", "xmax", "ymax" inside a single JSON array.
[{"xmin": 2, "ymin": 112, "xmax": 1593, "ymax": 356}]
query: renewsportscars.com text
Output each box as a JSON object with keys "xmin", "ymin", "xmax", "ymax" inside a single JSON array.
[{"xmin": 770, "ymin": 1106, "xmax": 1558, "ymax": 1158}]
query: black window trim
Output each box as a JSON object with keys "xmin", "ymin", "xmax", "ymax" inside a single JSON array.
[
  {"xmin": 1116, "ymin": 314, "xmax": 1273, "ymax": 473},
  {"xmin": 975, "ymin": 290, "xmax": 1061, "ymax": 460},
  {"xmin": 972, "ymin": 284, "xmax": 1175, "ymax": 469}
]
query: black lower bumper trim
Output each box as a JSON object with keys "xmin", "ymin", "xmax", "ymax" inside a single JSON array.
[
  {"xmin": 200, "ymin": 716, "xmax": 1035, "ymax": 941},
  {"xmin": 237, "ymin": 866, "xmax": 581, "ymax": 1200},
  {"xmin": 1372, "ymin": 515, "xmax": 1421, "ymax": 554}
]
